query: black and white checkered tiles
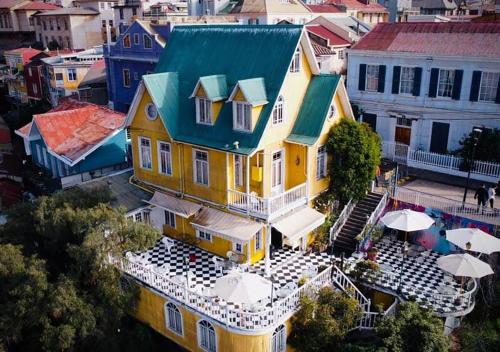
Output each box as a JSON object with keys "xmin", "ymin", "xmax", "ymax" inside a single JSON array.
[{"xmin": 365, "ymin": 239, "xmax": 470, "ymax": 314}]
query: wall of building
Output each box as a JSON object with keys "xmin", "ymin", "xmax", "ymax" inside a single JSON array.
[{"xmin": 69, "ymin": 15, "xmax": 102, "ymax": 50}]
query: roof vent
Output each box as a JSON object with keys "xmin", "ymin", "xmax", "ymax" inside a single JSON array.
[{"xmin": 233, "ymin": 141, "xmax": 239, "ymax": 149}]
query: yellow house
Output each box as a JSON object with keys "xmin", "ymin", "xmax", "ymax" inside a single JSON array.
[{"xmin": 124, "ymin": 24, "xmax": 355, "ymax": 352}]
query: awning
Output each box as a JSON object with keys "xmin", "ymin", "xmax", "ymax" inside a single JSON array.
[
  {"xmin": 272, "ymin": 206, "xmax": 325, "ymax": 243},
  {"xmin": 144, "ymin": 191, "xmax": 202, "ymax": 218},
  {"xmin": 191, "ymin": 207, "xmax": 262, "ymax": 243}
]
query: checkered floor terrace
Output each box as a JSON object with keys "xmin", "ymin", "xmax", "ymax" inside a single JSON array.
[{"xmin": 360, "ymin": 239, "xmax": 471, "ymax": 315}]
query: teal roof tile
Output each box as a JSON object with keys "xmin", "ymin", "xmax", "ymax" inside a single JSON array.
[
  {"xmin": 287, "ymin": 74, "xmax": 340, "ymax": 146},
  {"xmin": 231, "ymin": 77, "xmax": 268, "ymax": 106},
  {"xmin": 193, "ymin": 75, "xmax": 228, "ymax": 102},
  {"xmin": 152, "ymin": 25, "xmax": 303, "ymax": 155}
]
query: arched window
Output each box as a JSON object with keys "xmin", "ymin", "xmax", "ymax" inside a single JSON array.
[
  {"xmin": 197, "ymin": 320, "xmax": 216, "ymax": 352},
  {"xmin": 289, "ymin": 47, "xmax": 301, "ymax": 73},
  {"xmin": 272, "ymin": 95, "xmax": 284, "ymax": 125},
  {"xmin": 271, "ymin": 324, "xmax": 286, "ymax": 352},
  {"xmin": 165, "ymin": 302, "xmax": 183, "ymax": 335},
  {"xmin": 328, "ymin": 104, "xmax": 335, "ymax": 119}
]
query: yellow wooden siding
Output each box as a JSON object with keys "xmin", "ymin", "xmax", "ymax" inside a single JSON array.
[{"xmin": 134, "ymin": 285, "xmax": 295, "ymax": 352}]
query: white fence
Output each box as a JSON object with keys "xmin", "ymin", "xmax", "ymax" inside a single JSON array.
[
  {"xmin": 329, "ymin": 199, "xmax": 356, "ymax": 243},
  {"xmin": 382, "ymin": 141, "xmax": 500, "ymax": 183}
]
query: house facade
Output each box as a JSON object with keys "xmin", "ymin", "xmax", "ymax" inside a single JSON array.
[
  {"xmin": 228, "ymin": 0, "xmax": 313, "ymax": 24},
  {"xmin": 329, "ymin": 0, "xmax": 389, "ymax": 24},
  {"xmin": 3, "ymin": 47, "xmax": 41, "ymax": 103},
  {"xmin": 24, "ymin": 51, "xmax": 51, "ymax": 101},
  {"xmin": 77, "ymin": 58, "xmax": 108, "ymax": 105},
  {"xmin": 122, "ymin": 24, "xmax": 354, "ymax": 351},
  {"xmin": 104, "ymin": 20, "xmax": 168, "ymax": 113},
  {"xmin": 113, "ymin": 0, "xmax": 163, "ymax": 27},
  {"xmin": 15, "ymin": 99, "xmax": 129, "ymax": 188},
  {"xmin": 347, "ymin": 22, "xmax": 500, "ymax": 178}
]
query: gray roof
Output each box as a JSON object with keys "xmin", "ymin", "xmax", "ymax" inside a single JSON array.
[
  {"xmin": 35, "ymin": 8, "xmax": 99, "ymax": 16},
  {"xmin": 77, "ymin": 170, "xmax": 151, "ymax": 213},
  {"xmin": 412, "ymin": 0, "xmax": 458, "ymax": 9}
]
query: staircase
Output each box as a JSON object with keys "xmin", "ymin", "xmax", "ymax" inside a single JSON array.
[{"xmin": 333, "ymin": 192, "xmax": 384, "ymax": 254}]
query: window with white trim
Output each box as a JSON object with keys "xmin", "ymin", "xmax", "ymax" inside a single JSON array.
[
  {"xmin": 290, "ymin": 47, "xmax": 301, "ymax": 73},
  {"xmin": 233, "ymin": 102, "xmax": 251, "ymax": 131},
  {"xmin": 139, "ymin": 137, "xmax": 152, "ymax": 169},
  {"xmin": 272, "ymin": 95, "xmax": 284, "ymax": 125},
  {"xmin": 233, "ymin": 242, "xmax": 243, "ymax": 253},
  {"xmin": 165, "ymin": 303, "xmax": 183, "ymax": 335},
  {"xmin": 328, "ymin": 104, "xmax": 335, "ymax": 119},
  {"xmin": 399, "ymin": 67, "xmax": 415, "ymax": 95},
  {"xmin": 123, "ymin": 34, "xmax": 131, "ymax": 48},
  {"xmin": 255, "ymin": 230, "xmax": 262, "ymax": 251},
  {"xmin": 143, "ymin": 34, "xmax": 152, "ymax": 49},
  {"xmin": 198, "ymin": 320, "xmax": 216, "ymax": 352},
  {"xmin": 42, "ymin": 147, "xmax": 48, "ymax": 167},
  {"xmin": 338, "ymin": 49, "xmax": 344, "ymax": 60},
  {"xmin": 194, "ymin": 150, "xmax": 209, "ymax": 185},
  {"xmin": 271, "ymin": 324, "xmax": 286, "ymax": 352},
  {"xmin": 36, "ymin": 144, "xmax": 42, "ymax": 164},
  {"xmin": 196, "ymin": 97, "xmax": 212, "ymax": 125},
  {"xmin": 437, "ymin": 69, "xmax": 454, "ymax": 98},
  {"xmin": 32, "ymin": 83, "xmax": 38, "ymax": 95},
  {"xmin": 316, "ymin": 145, "xmax": 327, "ymax": 180},
  {"xmin": 164, "ymin": 210, "xmax": 176, "ymax": 229},
  {"xmin": 234, "ymin": 155, "xmax": 242, "ymax": 187},
  {"xmin": 133, "ymin": 33, "xmax": 139, "ymax": 45},
  {"xmin": 366, "ymin": 65, "xmax": 379, "ymax": 92},
  {"xmin": 134, "ymin": 212, "xmax": 142, "ymax": 222},
  {"xmin": 479, "ymin": 72, "xmax": 499, "ymax": 102},
  {"xmin": 123, "ymin": 69, "xmax": 131, "ymax": 87},
  {"xmin": 158, "ymin": 141, "xmax": 172, "ymax": 175},
  {"xmin": 196, "ymin": 229, "xmax": 212, "ymax": 242},
  {"xmin": 67, "ymin": 68, "xmax": 76, "ymax": 81}
]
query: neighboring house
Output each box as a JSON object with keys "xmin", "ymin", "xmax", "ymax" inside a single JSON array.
[
  {"xmin": 227, "ymin": 0, "xmax": 313, "ymax": 24},
  {"xmin": 3, "ymin": 46, "xmax": 41, "ymax": 103},
  {"xmin": 412, "ymin": 0, "xmax": 460, "ymax": 15},
  {"xmin": 347, "ymin": 22, "xmax": 500, "ymax": 180},
  {"xmin": 123, "ymin": 24, "xmax": 354, "ymax": 350},
  {"xmin": 187, "ymin": 0, "xmax": 230, "ymax": 15},
  {"xmin": 78, "ymin": 58, "xmax": 108, "ymax": 105},
  {"xmin": 15, "ymin": 98, "xmax": 129, "ymax": 188},
  {"xmin": 308, "ymin": 14, "xmax": 372, "ymax": 41},
  {"xmin": 0, "ymin": 0, "xmax": 30, "ymax": 34},
  {"xmin": 24, "ymin": 50, "xmax": 52, "ymax": 101},
  {"xmin": 104, "ymin": 20, "xmax": 168, "ymax": 113},
  {"xmin": 306, "ymin": 22, "xmax": 352, "ymax": 74},
  {"xmin": 0, "ymin": 115, "xmax": 12, "ymax": 153},
  {"xmin": 329, "ymin": 0, "xmax": 389, "ymax": 24},
  {"xmin": 41, "ymin": 46, "xmax": 103, "ymax": 106},
  {"xmin": 13, "ymin": 1, "xmax": 60, "ymax": 32},
  {"xmin": 378, "ymin": 0, "xmax": 420, "ymax": 21},
  {"xmin": 34, "ymin": 7, "xmax": 101, "ymax": 50},
  {"xmin": 113, "ymin": 0, "xmax": 163, "ymax": 27},
  {"xmin": 72, "ymin": 0, "xmax": 118, "ymax": 42}
]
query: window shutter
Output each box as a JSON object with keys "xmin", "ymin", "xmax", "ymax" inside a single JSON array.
[
  {"xmin": 469, "ymin": 71, "xmax": 481, "ymax": 102},
  {"xmin": 413, "ymin": 67, "xmax": 422, "ymax": 96},
  {"xmin": 428, "ymin": 68, "xmax": 439, "ymax": 98},
  {"xmin": 392, "ymin": 66, "xmax": 401, "ymax": 94},
  {"xmin": 495, "ymin": 74, "xmax": 500, "ymax": 104},
  {"xmin": 452, "ymin": 69, "xmax": 463, "ymax": 100},
  {"xmin": 378, "ymin": 65, "xmax": 386, "ymax": 93},
  {"xmin": 358, "ymin": 64, "xmax": 366, "ymax": 91}
]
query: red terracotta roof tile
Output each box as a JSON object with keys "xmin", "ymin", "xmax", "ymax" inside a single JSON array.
[
  {"xmin": 307, "ymin": 24, "xmax": 351, "ymax": 46},
  {"xmin": 327, "ymin": 0, "xmax": 388, "ymax": 12},
  {"xmin": 4, "ymin": 47, "xmax": 42, "ymax": 63},
  {"xmin": 307, "ymin": 4, "xmax": 343, "ymax": 13},
  {"xmin": 312, "ymin": 42, "xmax": 334, "ymax": 56},
  {"xmin": 16, "ymin": 1, "xmax": 59, "ymax": 10}
]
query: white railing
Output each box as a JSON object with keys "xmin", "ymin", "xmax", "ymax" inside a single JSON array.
[
  {"xmin": 116, "ymin": 256, "xmax": 334, "ymax": 332},
  {"xmin": 227, "ymin": 183, "xmax": 307, "ymax": 220},
  {"xmin": 331, "ymin": 265, "xmax": 371, "ymax": 312},
  {"xmin": 357, "ymin": 297, "xmax": 399, "ymax": 329},
  {"xmin": 360, "ymin": 191, "xmax": 389, "ymax": 238},
  {"xmin": 382, "ymin": 141, "xmax": 500, "ymax": 182},
  {"xmin": 395, "ymin": 187, "xmax": 499, "ymax": 225},
  {"xmin": 329, "ymin": 199, "xmax": 356, "ymax": 243}
]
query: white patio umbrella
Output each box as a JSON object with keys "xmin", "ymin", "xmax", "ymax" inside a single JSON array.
[
  {"xmin": 437, "ymin": 253, "xmax": 494, "ymax": 278},
  {"xmin": 446, "ymin": 228, "xmax": 500, "ymax": 255},
  {"xmin": 380, "ymin": 209, "xmax": 435, "ymax": 232},
  {"xmin": 213, "ymin": 272, "xmax": 272, "ymax": 305}
]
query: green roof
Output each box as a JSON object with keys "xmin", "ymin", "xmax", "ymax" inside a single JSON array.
[
  {"xmin": 195, "ymin": 75, "xmax": 228, "ymax": 102},
  {"xmin": 231, "ymin": 77, "xmax": 268, "ymax": 106},
  {"xmin": 152, "ymin": 25, "xmax": 303, "ymax": 155},
  {"xmin": 287, "ymin": 74, "xmax": 341, "ymax": 146}
]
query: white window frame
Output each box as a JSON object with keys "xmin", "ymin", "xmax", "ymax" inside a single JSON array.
[
  {"xmin": 133, "ymin": 33, "xmax": 139, "ymax": 45},
  {"xmin": 123, "ymin": 69, "xmax": 131, "ymax": 88},
  {"xmin": 316, "ymin": 145, "xmax": 327, "ymax": 180},
  {"xmin": 327, "ymin": 104, "xmax": 335, "ymax": 119},
  {"xmin": 32, "ymin": 83, "xmax": 38, "ymax": 95},
  {"xmin": 193, "ymin": 149, "xmax": 209, "ymax": 186},
  {"xmin": 123, "ymin": 34, "xmax": 131, "ymax": 48},
  {"xmin": 234, "ymin": 154, "xmax": 243, "ymax": 187},
  {"xmin": 164, "ymin": 210, "xmax": 176, "ymax": 229},
  {"xmin": 195, "ymin": 97, "xmax": 212, "ymax": 125},
  {"xmin": 233, "ymin": 242, "xmax": 243, "ymax": 254},
  {"xmin": 67, "ymin": 68, "xmax": 77, "ymax": 82},
  {"xmin": 138, "ymin": 136, "xmax": 152, "ymax": 170},
  {"xmin": 365, "ymin": 64, "xmax": 379, "ymax": 92},
  {"xmin": 255, "ymin": 229, "xmax": 262, "ymax": 251},
  {"xmin": 143, "ymin": 34, "xmax": 152, "ymax": 49},
  {"xmin": 157, "ymin": 141, "xmax": 172, "ymax": 176},
  {"xmin": 272, "ymin": 95, "xmax": 284, "ymax": 125},
  {"xmin": 233, "ymin": 102, "xmax": 252, "ymax": 132},
  {"xmin": 134, "ymin": 212, "xmax": 142, "ymax": 222},
  {"xmin": 36, "ymin": 144, "xmax": 42, "ymax": 164},
  {"xmin": 437, "ymin": 68, "xmax": 455, "ymax": 98},
  {"xmin": 399, "ymin": 66, "xmax": 415, "ymax": 95},
  {"xmin": 478, "ymin": 71, "xmax": 499, "ymax": 103},
  {"xmin": 289, "ymin": 47, "xmax": 301, "ymax": 73},
  {"xmin": 197, "ymin": 320, "xmax": 217, "ymax": 352},
  {"xmin": 165, "ymin": 302, "xmax": 183, "ymax": 336},
  {"xmin": 270, "ymin": 324, "xmax": 286, "ymax": 352},
  {"xmin": 42, "ymin": 147, "xmax": 48, "ymax": 167},
  {"xmin": 196, "ymin": 229, "xmax": 212, "ymax": 242}
]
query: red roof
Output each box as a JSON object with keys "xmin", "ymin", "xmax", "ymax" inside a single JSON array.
[
  {"xmin": 16, "ymin": 1, "xmax": 59, "ymax": 10},
  {"xmin": 0, "ymin": 0, "xmax": 24, "ymax": 9},
  {"xmin": 4, "ymin": 47, "xmax": 42, "ymax": 64},
  {"xmin": 17, "ymin": 100, "xmax": 125, "ymax": 163},
  {"xmin": 307, "ymin": 25, "xmax": 351, "ymax": 46},
  {"xmin": 351, "ymin": 22, "xmax": 500, "ymax": 58},
  {"xmin": 312, "ymin": 42, "xmax": 334, "ymax": 56},
  {"xmin": 327, "ymin": 0, "xmax": 388, "ymax": 13},
  {"xmin": 307, "ymin": 4, "xmax": 343, "ymax": 13}
]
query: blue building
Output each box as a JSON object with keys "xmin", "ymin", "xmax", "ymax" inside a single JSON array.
[
  {"xmin": 15, "ymin": 99, "xmax": 129, "ymax": 189},
  {"xmin": 104, "ymin": 20, "xmax": 170, "ymax": 113}
]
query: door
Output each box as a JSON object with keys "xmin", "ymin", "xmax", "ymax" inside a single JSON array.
[
  {"xmin": 395, "ymin": 126, "xmax": 411, "ymax": 145},
  {"xmin": 271, "ymin": 150, "xmax": 284, "ymax": 196},
  {"xmin": 363, "ymin": 113, "xmax": 377, "ymax": 132},
  {"xmin": 271, "ymin": 228, "xmax": 283, "ymax": 250},
  {"xmin": 429, "ymin": 122, "xmax": 450, "ymax": 154}
]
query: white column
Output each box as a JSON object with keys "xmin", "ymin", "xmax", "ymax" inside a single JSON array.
[
  {"xmin": 264, "ymin": 224, "xmax": 271, "ymax": 275},
  {"xmin": 246, "ymin": 155, "xmax": 250, "ymax": 194},
  {"xmin": 247, "ymin": 240, "xmax": 251, "ymax": 264}
]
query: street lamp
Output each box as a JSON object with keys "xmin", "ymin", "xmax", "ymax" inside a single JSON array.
[{"xmin": 462, "ymin": 128, "xmax": 482, "ymax": 207}]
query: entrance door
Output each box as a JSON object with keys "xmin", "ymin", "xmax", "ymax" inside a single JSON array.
[
  {"xmin": 363, "ymin": 113, "xmax": 377, "ymax": 132},
  {"xmin": 271, "ymin": 150, "xmax": 284, "ymax": 196},
  {"xmin": 395, "ymin": 126, "xmax": 411, "ymax": 145},
  {"xmin": 429, "ymin": 122, "xmax": 450, "ymax": 154},
  {"xmin": 271, "ymin": 228, "xmax": 283, "ymax": 249}
]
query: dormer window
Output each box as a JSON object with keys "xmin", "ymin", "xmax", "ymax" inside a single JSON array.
[
  {"xmin": 272, "ymin": 95, "xmax": 284, "ymax": 125},
  {"xmin": 290, "ymin": 47, "xmax": 301, "ymax": 73},
  {"xmin": 123, "ymin": 34, "xmax": 131, "ymax": 48},
  {"xmin": 196, "ymin": 97, "xmax": 212, "ymax": 125},
  {"xmin": 233, "ymin": 102, "xmax": 251, "ymax": 131}
]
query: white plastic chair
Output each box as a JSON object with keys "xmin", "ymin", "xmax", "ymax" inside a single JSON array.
[
  {"xmin": 212, "ymin": 256, "xmax": 224, "ymax": 274},
  {"xmin": 161, "ymin": 237, "xmax": 175, "ymax": 254}
]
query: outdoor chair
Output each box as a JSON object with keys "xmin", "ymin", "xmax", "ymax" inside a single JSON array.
[
  {"xmin": 161, "ymin": 237, "xmax": 175, "ymax": 253},
  {"xmin": 212, "ymin": 256, "xmax": 224, "ymax": 274}
]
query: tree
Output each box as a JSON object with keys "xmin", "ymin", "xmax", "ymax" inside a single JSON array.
[
  {"xmin": 0, "ymin": 188, "xmax": 163, "ymax": 351},
  {"xmin": 455, "ymin": 128, "xmax": 500, "ymax": 166},
  {"xmin": 289, "ymin": 287, "xmax": 363, "ymax": 352},
  {"xmin": 327, "ymin": 118, "xmax": 381, "ymax": 205},
  {"xmin": 375, "ymin": 301, "xmax": 449, "ymax": 352}
]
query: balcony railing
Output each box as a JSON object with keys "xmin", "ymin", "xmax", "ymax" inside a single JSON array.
[{"xmin": 227, "ymin": 183, "xmax": 308, "ymax": 220}]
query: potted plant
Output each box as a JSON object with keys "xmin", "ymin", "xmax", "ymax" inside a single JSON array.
[{"xmin": 367, "ymin": 247, "xmax": 379, "ymax": 261}]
